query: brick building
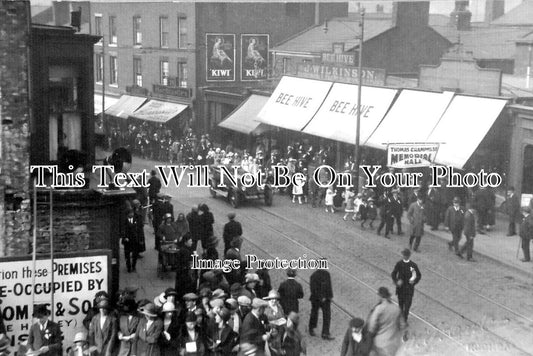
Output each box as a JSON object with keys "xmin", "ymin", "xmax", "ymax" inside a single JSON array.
[{"xmin": 38, "ymin": 0, "xmax": 348, "ymax": 140}]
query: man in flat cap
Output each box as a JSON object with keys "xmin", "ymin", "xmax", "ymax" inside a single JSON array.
[
  {"xmin": 240, "ymin": 298, "xmax": 271, "ymax": 354},
  {"xmin": 391, "ymin": 249, "xmax": 421, "ymax": 322},
  {"xmin": 223, "ymin": 212, "xmax": 242, "ymax": 255},
  {"xmin": 340, "ymin": 317, "xmax": 370, "ymax": 356},
  {"xmin": 28, "ymin": 305, "xmax": 62, "ymax": 356},
  {"xmin": 519, "ymin": 206, "xmax": 533, "ymax": 262},
  {"xmin": 444, "ymin": 197, "xmax": 465, "ymax": 254}
]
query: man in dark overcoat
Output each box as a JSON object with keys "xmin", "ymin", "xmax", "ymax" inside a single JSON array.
[
  {"xmin": 390, "ymin": 189, "xmax": 403, "ymax": 235},
  {"xmin": 391, "ymin": 249, "xmax": 421, "ymax": 322},
  {"xmin": 186, "ymin": 205, "xmax": 201, "ymax": 251},
  {"xmin": 505, "ymin": 187, "xmax": 521, "ymax": 236},
  {"xmin": 152, "ymin": 194, "xmax": 174, "ymax": 246},
  {"xmin": 519, "ymin": 207, "xmax": 533, "ymax": 262},
  {"xmin": 278, "ymin": 269, "xmax": 304, "ymax": 315},
  {"xmin": 458, "ymin": 203, "xmax": 477, "ymax": 261},
  {"xmin": 223, "ymin": 212, "xmax": 242, "ymax": 254},
  {"xmin": 377, "ymin": 193, "xmax": 393, "ymax": 239},
  {"xmin": 407, "ymin": 196, "xmax": 425, "ymax": 252},
  {"xmin": 426, "ymin": 186, "xmax": 441, "ymax": 230},
  {"xmin": 308, "ymin": 264, "xmax": 334, "ymax": 340},
  {"xmin": 123, "ymin": 209, "xmax": 143, "ymax": 273},
  {"xmin": 444, "ymin": 197, "xmax": 465, "ymax": 254}
]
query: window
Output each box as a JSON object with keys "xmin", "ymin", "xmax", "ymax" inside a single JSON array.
[
  {"xmin": 178, "ymin": 16, "xmax": 188, "ymax": 49},
  {"xmin": 160, "ymin": 17, "xmax": 169, "ymax": 48},
  {"xmin": 110, "ymin": 56, "xmax": 118, "ymax": 85},
  {"xmin": 282, "ymin": 58, "xmax": 291, "ymax": 74},
  {"xmin": 178, "ymin": 61, "xmax": 188, "ymax": 87},
  {"xmin": 109, "ymin": 16, "xmax": 117, "ymax": 44},
  {"xmin": 95, "ymin": 15, "xmax": 102, "ymax": 38},
  {"xmin": 133, "ymin": 57, "xmax": 142, "ymax": 86},
  {"xmin": 95, "ymin": 54, "xmax": 103, "ymax": 83},
  {"xmin": 133, "ymin": 16, "xmax": 142, "ymax": 45},
  {"xmin": 160, "ymin": 60, "xmax": 169, "ymax": 85}
]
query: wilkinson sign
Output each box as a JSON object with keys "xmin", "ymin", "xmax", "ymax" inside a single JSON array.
[{"xmin": 296, "ymin": 63, "xmax": 385, "ymax": 85}]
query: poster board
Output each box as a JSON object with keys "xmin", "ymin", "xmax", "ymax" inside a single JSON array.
[
  {"xmin": 0, "ymin": 250, "xmax": 112, "ymax": 353},
  {"xmin": 387, "ymin": 143, "xmax": 440, "ymax": 168}
]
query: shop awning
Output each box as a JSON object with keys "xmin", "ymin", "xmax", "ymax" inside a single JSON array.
[
  {"xmin": 302, "ymin": 83, "xmax": 397, "ymax": 145},
  {"xmin": 257, "ymin": 76, "xmax": 333, "ymax": 131},
  {"xmin": 129, "ymin": 99, "xmax": 188, "ymax": 123},
  {"xmin": 105, "ymin": 95, "xmax": 147, "ymax": 119},
  {"xmin": 94, "ymin": 95, "xmax": 119, "ymax": 115},
  {"xmin": 218, "ymin": 94, "xmax": 271, "ymax": 135},
  {"xmin": 366, "ymin": 90, "xmax": 455, "ymax": 149},
  {"xmin": 427, "ymin": 95, "xmax": 508, "ymax": 168}
]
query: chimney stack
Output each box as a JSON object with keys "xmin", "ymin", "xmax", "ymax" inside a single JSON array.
[
  {"xmin": 485, "ymin": 0, "xmax": 505, "ymax": 24},
  {"xmin": 391, "ymin": 1, "xmax": 430, "ymax": 28},
  {"xmin": 450, "ymin": 1, "xmax": 472, "ymax": 31}
]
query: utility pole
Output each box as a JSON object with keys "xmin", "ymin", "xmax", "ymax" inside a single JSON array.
[{"xmin": 354, "ymin": 8, "xmax": 365, "ymax": 193}]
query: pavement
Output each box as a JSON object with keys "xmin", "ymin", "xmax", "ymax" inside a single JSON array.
[{"xmin": 420, "ymin": 213, "xmax": 533, "ymax": 277}]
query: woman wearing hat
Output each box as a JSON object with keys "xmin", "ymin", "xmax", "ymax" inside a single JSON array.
[
  {"xmin": 340, "ymin": 318, "xmax": 370, "ymax": 356},
  {"xmin": 179, "ymin": 312, "xmax": 206, "ymax": 356},
  {"xmin": 158, "ymin": 302, "xmax": 180, "ymax": 356},
  {"xmin": 88, "ymin": 299, "xmax": 118, "ymax": 356},
  {"xmin": 174, "ymin": 213, "xmax": 190, "ymax": 246},
  {"xmin": 281, "ymin": 312, "xmax": 306, "ymax": 356},
  {"xmin": 263, "ymin": 291, "xmax": 284, "ymax": 323},
  {"xmin": 134, "ymin": 303, "xmax": 163, "ymax": 356},
  {"xmin": 117, "ymin": 300, "xmax": 140, "ymax": 356},
  {"xmin": 67, "ymin": 331, "xmax": 93, "ymax": 356},
  {"xmin": 210, "ymin": 308, "xmax": 239, "ymax": 356}
]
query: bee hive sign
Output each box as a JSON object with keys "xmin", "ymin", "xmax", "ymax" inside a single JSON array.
[{"xmin": 0, "ymin": 253, "xmax": 109, "ymax": 352}]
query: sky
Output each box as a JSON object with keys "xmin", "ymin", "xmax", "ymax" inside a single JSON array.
[{"xmin": 30, "ymin": 0, "xmax": 525, "ymax": 22}]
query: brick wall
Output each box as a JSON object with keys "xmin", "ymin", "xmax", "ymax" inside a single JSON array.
[{"xmin": 0, "ymin": 0, "xmax": 32, "ymax": 257}]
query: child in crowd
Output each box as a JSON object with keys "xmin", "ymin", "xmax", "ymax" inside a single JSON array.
[
  {"xmin": 325, "ymin": 186, "xmax": 336, "ymax": 213},
  {"xmin": 343, "ymin": 187, "xmax": 356, "ymax": 221},
  {"xmin": 361, "ymin": 198, "xmax": 377, "ymax": 229},
  {"xmin": 354, "ymin": 193, "xmax": 364, "ymax": 220},
  {"xmin": 292, "ymin": 173, "xmax": 306, "ymax": 204}
]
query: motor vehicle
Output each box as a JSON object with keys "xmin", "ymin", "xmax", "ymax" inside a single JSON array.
[{"xmin": 208, "ymin": 164, "xmax": 273, "ymax": 208}]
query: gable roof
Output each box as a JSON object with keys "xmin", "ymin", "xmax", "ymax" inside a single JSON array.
[
  {"xmin": 491, "ymin": 1, "xmax": 533, "ymax": 26},
  {"xmin": 271, "ymin": 16, "xmax": 392, "ymax": 54},
  {"xmin": 431, "ymin": 24, "xmax": 531, "ymax": 59}
]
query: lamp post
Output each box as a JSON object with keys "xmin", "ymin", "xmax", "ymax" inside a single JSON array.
[{"xmin": 354, "ymin": 9, "xmax": 365, "ymax": 193}]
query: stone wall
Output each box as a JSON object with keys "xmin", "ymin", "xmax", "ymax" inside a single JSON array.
[{"xmin": 0, "ymin": 1, "xmax": 32, "ymax": 257}]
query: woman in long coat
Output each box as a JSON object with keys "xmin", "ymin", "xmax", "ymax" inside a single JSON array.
[
  {"xmin": 117, "ymin": 299, "xmax": 140, "ymax": 356},
  {"xmin": 366, "ymin": 288, "xmax": 406, "ymax": 356},
  {"xmin": 158, "ymin": 302, "xmax": 181, "ymax": 356},
  {"xmin": 198, "ymin": 204, "xmax": 214, "ymax": 251},
  {"xmin": 134, "ymin": 303, "xmax": 163, "ymax": 356}
]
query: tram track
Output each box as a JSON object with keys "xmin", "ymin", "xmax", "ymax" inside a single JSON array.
[
  {"xmin": 256, "ymin": 204, "xmax": 533, "ymax": 326},
  {"xmin": 158, "ymin": 180, "xmax": 533, "ymax": 355}
]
